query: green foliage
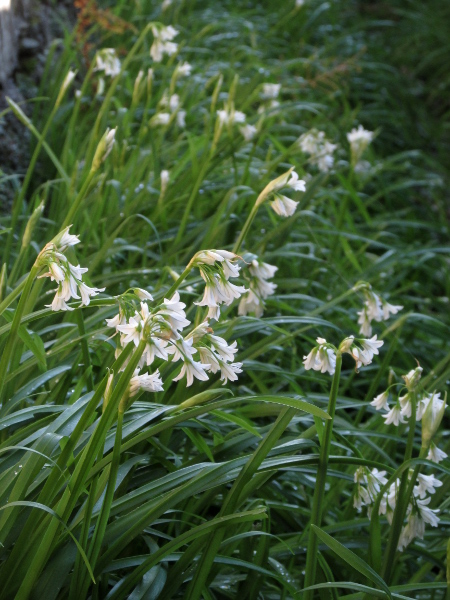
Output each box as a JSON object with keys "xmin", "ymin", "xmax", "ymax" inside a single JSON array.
[{"xmin": 0, "ymin": 0, "xmax": 448, "ymax": 598}]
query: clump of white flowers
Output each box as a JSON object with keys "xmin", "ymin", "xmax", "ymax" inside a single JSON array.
[
  {"xmin": 151, "ymin": 91, "xmax": 186, "ymax": 128},
  {"xmin": 364, "ymin": 365, "xmax": 446, "ymax": 550},
  {"xmin": 259, "ymin": 83, "xmax": 281, "ymax": 112},
  {"xmin": 356, "ymin": 282, "xmax": 403, "ymax": 337},
  {"xmin": 354, "ymin": 468, "xmax": 441, "ymax": 551},
  {"xmin": 298, "ymin": 129, "xmax": 337, "ymax": 172},
  {"xmin": 303, "ymin": 334, "xmax": 384, "ymax": 376},
  {"xmin": 94, "ymin": 48, "xmax": 121, "ymax": 77},
  {"xmin": 347, "ymin": 125, "xmax": 374, "ymax": 167},
  {"xmin": 238, "ymin": 257, "xmax": 278, "ymax": 317},
  {"xmin": 217, "ymin": 104, "xmax": 247, "ymax": 127},
  {"xmin": 269, "ymin": 170, "xmax": 306, "ymax": 217},
  {"xmin": 106, "ymin": 253, "xmax": 245, "ymax": 389},
  {"xmin": 192, "ymin": 250, "xmax": 247, "ymax": 320},
  {"xmin": 37, "ymin": 227, "xmax": 104, "ymax": 311},
  {"xmin": 150, "ymin": 25, "xmax": 178, "ymax": 62}
]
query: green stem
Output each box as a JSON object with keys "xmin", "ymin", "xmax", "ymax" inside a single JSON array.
[
  {"xmin": 164, "ymin": 265, "xmax": 193, "ymax": 299},
  {"xmin": 61, "ymin": 170, "xmax": 96, "ymax": 229},
  {"xmin": 382, "ymin": 391, "xmax": 420, "ymax": 583},
  {"xmin": 75, "ymin": 308, "xmax": 94, "ymax": 391},
  {"xmin": 303, "ymin": 352, "xmax": 342, "ymax": 599},
  {"xmin": 0, "ymin": 266, "xmax": 39, "ymax": 405},
  {"xmin": 175, "ymin": 155, "xmax": 213, "ymax": 245},
  {"xmin": 0, "ymin": 278, "xmax": 27, "ymax": 318}
]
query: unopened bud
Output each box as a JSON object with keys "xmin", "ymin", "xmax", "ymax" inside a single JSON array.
[
  {"xmin": 422, "ymin": 392, "xmax": 446, "ymax": 449},
  {"xmin": 56, "ymin": 69, "xmax": 77, "ymax": 107},
  {"xmin": 22, "ymin": 201, "xmax": 44, "ymax": 249},
  {"xmin": 92, "ymin": 127, "xmax": 117, "ymax": 171},
  {"xmin": 103, "ymin": 370, "xmax": 115, "ymax": 412},
  {"xmin": 403, "ymin": 366, "xmax": 423, "ymax": 391}
]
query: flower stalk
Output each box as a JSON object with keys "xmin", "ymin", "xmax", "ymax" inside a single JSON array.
[{"xmin": 303, "ymin": 351, "xmax": 342, "ymax": 598}]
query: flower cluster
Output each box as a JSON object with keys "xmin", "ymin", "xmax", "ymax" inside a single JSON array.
[
  {"xmin": 238, "ymin": 258, "xmax": 278, "ymax": 317},
  {"xmin": 151, "ymin": 91, "xmax": 186, "ymax": 128},
  {"xmin": 354, "ymin": 467, "xmax": 441, "ymax": 551},
  {"xmin": 298, "ymin": 129, "xmax": 337, "ymax": 172},
  {"xmin": 371, "ymin": 367, "xmax": 448, "ymax": 450},
  {"xmin": 106, "ymin": 278, "xmax": 243, "ymax": 390},
  {"xmin": 269, "ymin": 171, "xmax": 306, "ymax": 217},
  {"xmin": 347, "ymin": 125, "xmax": 374, "ymax": 166},
  {"xmin": 38, "ymin": 227, "xmax": 104, "ymax": 311},
  {"xmin": 94, "ymin": 48, "xmax": 121, "ymax": 77},
  {"xmin": 193, "ymin": 250, "xmax": 247, "ymax": 320},
  {"xmin": 303, "ymin": 335, "xmax": 384, "ymax": 376},
  {"xmin": 356, "ymin": 283, "xmax": 403, "ymax": 337},
  {"xmin": 150, "ymin": 25, "xmax": 178, "ymax": 62},
  {"xmin": 259, "ymin": 83, "xmax": 281, "ymax": 112}
]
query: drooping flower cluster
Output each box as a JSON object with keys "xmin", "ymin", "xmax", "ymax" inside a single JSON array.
[
  {"xmin": 269, "ymin": 170, "xmax": 306, "ymax": 217},
  {"xmin": 303, "ymin": 335, "xmax": 384, "ymax": 376},
  {"xmin": 106, "ymin": 279, "xmax": 244, "ymax": 390},
  {"xmin": 303, "ymin": 338, "xmax": 337, "ymax": 375},
  {"xmin": 94, "ymin": 48, "xmax": 121, "ymax": 77},
  {"xmin": 356, "ymin": 283, "xmax": 403, "ymax": 337},
  {"xmin": 187, "ymin": 321, "xmax": 243, "ymax": 385},
  {"xmin": 150, "ymin": 25, "xmax": 178, "ymax": 62},
  {"xmin": 298, "ymin": 129, "xmax": 337, "ymax": 172},
  {"xmin": 371, "ymin": 367, "xmax": 448, "ymax": 445},
  {"xmin": 38, "ymin": 227, "xmax": 104, "ymax": 311},
  {"xmin": 193, "ymin": 250, "xmax": 247, "ymax": 320},
  {"xmin": 347, "ymin": 125, "xmax": 374, "ymax": 167},
  {"xmin": 259, "ymin": 83, "xmax": 281, "ymax": 112},
  {"xmin": 354, "ymin": 467, "xmax": 441, "ymax": 551},
  {"xmin": 238, "ymin": 258, "xmax": 278, "ymax": 317},
  {"xmin": 151, "ymin": 91, "xmax": 186, "ymax": 128}
]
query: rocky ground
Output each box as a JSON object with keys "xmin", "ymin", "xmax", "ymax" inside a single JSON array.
[{"xmin": 0, "ymin": 1, "xmax": 76, "ymax": 212}]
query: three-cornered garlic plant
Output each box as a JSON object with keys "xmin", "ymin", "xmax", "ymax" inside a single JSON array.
[
  {"xmin": 298, "ymin": 128, "xmax": 337, "ymax": 172},
  {"xmin": 106, "ymin": 249, "xmax": 246, "ymax": 388},
  {"xmin": 303, "ymin": 334, "xmax": 384, "ymax": 375},
  {"xmin": 356, "ymin": 281, "xmax": 403, "ymax": 336},
  {"xmin": 94, "ymin": 48, "xmax": 121, "ymax": 77},
  {"xmin": 150, "ymin": 24, "xmax": 179, "ymax": 62},
  {"xmin": 37, "ymin": 226, "xmax": 104, "ymax": 311},
  {"xmin": 347, "ymin": 124, "xmax": 374, "ymax": 167},
  {"xmin": 359, "ymin": 365, "xmax": 447, "ymax": 550}
]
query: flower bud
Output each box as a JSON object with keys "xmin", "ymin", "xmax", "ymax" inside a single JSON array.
[
  {"xmin": 103, "ymin": 370, "xmax": 114, "ymax": 413},
  {"xmin": 92, "ymin": 127, "xmax": 117, "ymax": 172},
  {"xmin": 55, "ymin": 69, "xmax": 77, "ymax": 107},
  {"xmin": 422, "ymin": 392, "xmax": 446, "ymax": 449},
  {"xmin": 403, "ymin": 366, "xmax": 423, "ymax": 391}
]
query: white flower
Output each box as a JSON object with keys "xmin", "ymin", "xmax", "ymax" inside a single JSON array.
[
  {"xmin": 261, "ymin": 83, "xmax": 281, "ymax": 99},
  {"xmin": 150, "ymin": 25, "xmax": 178, "ymax": 62},
  {"xmin": 216, "ymin": 106, "xmax": 246, "ymax": 126},
  {"xmin": 238, "ymin": 288, "xmax": 263, "ymax": 317},
  {"xmin": 270, "ymin": 195, "xmax": 299, "ymax": 217},
  {"xmin": 382, "ymin": 301, "xmax": 403, "ymax": 320},
  {"xmin": 78, "ymin": 282, "xmax": 103, "ymax": 306},
  {"xmin": 298, "ymin": 129, "xmax": 337, "ymax": 172},
  {"xmin": 239, "ymin": 123, "xmax": 257, "ymax": 141},
  {"xmin": 134, "ymin": 288, "xmax": 154, "ymax": 301},
  {"xmin": 177, "ymin": 61, "xmax": 192, "ymax": 77},
  {"xmin": 414, "ymin": 474, "xmax": 443, "ymax": 499},
  {"xmin": 94, "ymin": 49, "xmax": 121, "ymax": 77},
  {"xmin": 371, "ymin": 391, "xmax": 389, "ymax": 411},
  {"xmin": 357, "ymin": 307, "xmax": 372, "ymax": 337},
  {"xmin": 177, "ymin": 110, "xmax": 186, "ymax": 128},
  {"xmin": 303, "ymin": 339, "xmax": 336, "ymax": 375},
  {"xmin": 286, "ymin": 171, "xmax": 306, "ymax": 191},
  {"xmin": 347, "ymin": 125, "xmax": 374, "ymax": 165},
  {"xmin": 159, "ymin": 292, "xmax": 190, "ymax": 333},
  {"xmin": 173, "ymin": 357, "xmax": 210, "ymax": 387},
  {"xmin": 106, "ymin": 311, "xmax": 125, "ymax": 329},
  {"xmin": 427, "ymin": 443, "xmax": 447, "ymax": 464},
  {"xmin": 117, "ymin": 315, "xmax": 142, "ymax": 347},
  {"xmin": 54, "ymin": 226, "xmax": 80, "ymax": 252},
  {"xmin": 349, "ymin": 335, "xmax": 383, "ymax": 369},
  {"xmin": 160, "ymin": 169, "xmax": 170, "ymax": 192},
  {"xmin": 129, "ymin": 368, "xmax": 164, "ymax": 396},
  {"xmin": 151, "ymin": 112, "xmax": 171, "ymax": 127},
  {"xmin": 398, "ymin": 511, "xmax": 424, "ymax": 551},
  {"xmin": 417, "ymin": 497, "xmax": 440, "ymax": 527},
  {"xmin": 383, "ymin": 405, "xmax": 403, "ymax": 426}
]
